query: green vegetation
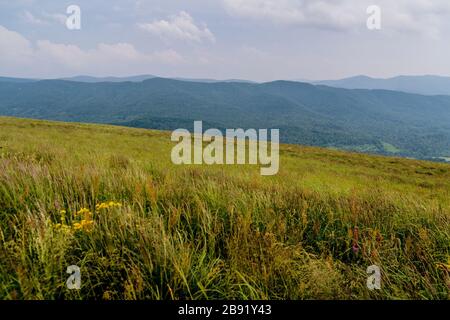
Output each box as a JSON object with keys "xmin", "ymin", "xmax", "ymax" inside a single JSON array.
[
  {"xmin": 1, "ymin": 78, "xmax": 450, "ymax": 160},
  {"xmin": 0, "ymin": 117, "xmax": 449, "ymax": 300},
  {"xmin": 381, "ymin": 142, "xmax": 401, "ymax": 154}
]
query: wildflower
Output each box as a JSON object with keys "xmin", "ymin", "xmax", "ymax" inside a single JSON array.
[
  {"xmin": 96, "ymin": 202, "xmax": 109, "ymax": 210},
  {"xmin": 95, "ymin": 201, "xmax": 122, "ymax": 211},
  {"xmin": 53, "ymin": 221, "xmax": 71, "ymax": 233},
  {"xmin": 352, "ymin": 244, "xmax": 360, "ymax": 254},
  {"xmin": 60, "ymin": 209, "xmax": 67, "ymax": 222},
  {"xmin": 76, "ymin": 208, "xmax": 91, "ymax": 216},
  {"xmin": 103, "ymin": 291, "xmax": 113, "ymax": 300},
  {"xmin": 80, "ymin": 219, "xmax": 94, "ymax": 227},
  {"xmin": 71, "ymin": 214, "xmax": 95, "ymax": 232}
]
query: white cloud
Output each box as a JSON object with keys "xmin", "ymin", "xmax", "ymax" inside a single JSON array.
[
  {"xmin": 35, "ymin": 41, "xmax": 90, "ymax": 69},
  {"xmin": 35, "ymin": 41, "xmax": 184, "ymax": 67},
  {"xmin": 20, "ymin": 10, "xmax": 67, "ymax": 26},
  {"xmin": 381, "ymin": 0, "xmax": 450, "ymax": 39},
  {"xmin": 138, "ymin": 11, "xmax": 216, "ymax": 43},
  {"xmin": 0, "ymin": 25, "xmax": 34, "ymax": 64},
  {"xmin": 223, "ymin": 0, "xmax": 361, "ymax": 29},
  {"xmin": 21, "ymin": 10, "xmax": 48, "ymax": 25},
  {"xmin": 223, "ymin": 0, "xmax": 450, "ymax": 37},
  {"xmin": 0, "ymin": 25, "xmax": 184, "ymax": 77},
  {"xmin": 42, "ymin": 12, "xmax": 67, "ymax": 25},
  {"xmin": 152, "ymin": 49, "xmax": 185, "ymax": 64}
]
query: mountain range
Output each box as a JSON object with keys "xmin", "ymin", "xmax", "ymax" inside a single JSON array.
[
  {"xmin": 0, "ymin": 76, "xmax": 449, "ymax": 161},
  {"xmin": 311, "ymin": 75, "xmax": 450, "ymax": 96},
  {"xmin": 0, "ymin": 75, "xmax": 255, "ymax": 84},
  {"xmin": 4, "ymin": 74, "xmax": 450, "ymax": 95}
]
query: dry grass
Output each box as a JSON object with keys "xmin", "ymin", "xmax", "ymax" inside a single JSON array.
[{"xmin": 0, "ymin": 116, "xmax": 449, "ymax": 300}]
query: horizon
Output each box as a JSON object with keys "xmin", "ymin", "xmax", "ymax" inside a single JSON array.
[{"xmin": 4, "ymin": 73, "xmax": 450, "ymax": 83}]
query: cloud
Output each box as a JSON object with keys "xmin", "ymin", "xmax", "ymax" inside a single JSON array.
[
  {"xmin": 20, "ymin": 10, "xmax": 49, "ymax": 25},
  {"xmin": 380, "ymin": 0, "xmax": 450, "ymax": 38},
  {"xmin": 0, "ymin": 25, "xmax": 184, "ymax": 77},
  {"xmin": 223, "ymin": 0, "xmax": 361, "ymax": 29},
  {"xmin": 36, "ymin": 41, "xmax": 89, "ymax": 69},
  {"xmin": 35, "ymin": 41, "xmax": 184, "ymax": 67},
  {"xmin": 152, "ymin": 49, "xmax": 185, "ymax": 64},
  {"xmin": 223, "ymin": 0, "xmax": 450, "ymax": 36},
  {"xmin": 138, "ymin": 11, "xmax": 216, "ymax": 43},
  {"xmin": 42, "ymin": 12, "xmax": 67, "ymax": 25},
  {"xmin": 20, "ymin": 10, "xmax": 67, "ymax": 26},
  {"xmin": 0, "ymin": 25, "xmax": 34, "ymax": 64}
]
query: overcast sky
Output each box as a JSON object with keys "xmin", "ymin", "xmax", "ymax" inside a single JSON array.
[{"xmin": 1, "ymin": 0, "xmax": 450, "ymax": 81}]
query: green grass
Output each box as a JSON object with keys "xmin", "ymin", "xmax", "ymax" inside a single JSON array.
[
  {"xmin": 0, "ymin": 116, "xmax": 449, "ymax": 300},
  {"xmin": 381, "ymin": 142, "xmax": 401, "ymax": 154}
]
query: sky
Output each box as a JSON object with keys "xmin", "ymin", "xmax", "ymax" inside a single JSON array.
[{"xmin": 1, "ymin": 0, "xmax": 450, "ymax": 81}]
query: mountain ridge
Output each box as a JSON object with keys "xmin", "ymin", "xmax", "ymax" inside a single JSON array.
[
  {"xmin": 312, "ymin": 75, "xmax": 450, "ymax": 96},
  {"xmin": 0, "ymin": 77, "xmax": 449, "ymax": 161}
]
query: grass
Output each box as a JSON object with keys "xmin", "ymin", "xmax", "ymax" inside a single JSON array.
[
  {"xmin": 0, "ymin": 116, "xmax": 449, "ymax": 300},
  {"xmin": 381, "ymin": 142, "xmax": 401, "ymax": 154}
]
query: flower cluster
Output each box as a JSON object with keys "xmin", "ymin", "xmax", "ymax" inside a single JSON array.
[
  {"xmin": 54, "ymin": 209, "xmax": 71, "ymax": 232},
  {"xmin": 76, "ymin": 208, "xmax": 91, "ymax": 216},
  {"xmin": 53, "ymin": 201, "xmax": 122, "ymax": 233},
  {"xmin": 74, "ymin": 208, "xmax": 94, "ymax": 232},
  {"xmin": 53, "ymin": 223, "xmax": 71, "ymax": 232},
  {"xmin": 73, "ymin": 219, "xmax": 94, "ymax": 231},
  {"xmin": 96, "ymin": 201, "xmax": 122, "ymax": 210}
]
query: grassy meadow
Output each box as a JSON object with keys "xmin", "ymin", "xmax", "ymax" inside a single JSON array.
[{"xmin": 0, "ymin": 116, "xmax": 449, "ymax": 300}]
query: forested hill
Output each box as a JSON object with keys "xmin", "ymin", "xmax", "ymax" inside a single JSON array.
[{"xmin": 1, "ymin": 77, "xmax": 450, "ymax": 160}]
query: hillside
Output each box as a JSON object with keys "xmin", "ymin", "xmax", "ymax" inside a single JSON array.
[
  {"xmin": 0, "ymin": 117, "xmax": 449, "ymax": 299},
  {"xmin": 314, "ymin": 75, "xmax": 450, "ymax": 96},
  {"xmin": 0, "ymin": 78, "xmax": 450, "ymax": 160}
]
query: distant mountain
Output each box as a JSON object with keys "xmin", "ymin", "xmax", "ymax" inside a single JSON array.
[
  {"xmin": 0, "ymin": 77, "xmax": 449, "ymax": 160},
  {"xmin": 0, "ymin": 76, "xmax": 38, "ymax": 83},
  {"xmin": 173, "ymin": 78, "xmax": 256, "ymax": 84},
  {"xmin": 60, "ymin": 75, "xmax": 157, "ymax": 83},
  {"xmin": 58, "ymin": 75, "xmax": 255, "ymax": 84},
  {"xmin": 313, "ymin": 75, "xmax": 450, "ymax": 96}
]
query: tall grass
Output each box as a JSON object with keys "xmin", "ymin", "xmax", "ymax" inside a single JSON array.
[{"xmin": 0, "ymin": 117, "xmax": 449, "ymax": 300}]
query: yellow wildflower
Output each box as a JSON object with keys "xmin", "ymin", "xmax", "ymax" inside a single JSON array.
[
  {"xmin": 96, "ymin": 202, "xmax": 109, "ymax": 210},
  {"xmin": 77, "ymin": 208, "xmax": 90, "ymax": 215},
  {"xmin": 81, "ymin": 219, "xmax": 93, "ymax": 227},
  {"xmin": 95, "ymin": 201, "xmax": 122, "ymax": 211}
]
